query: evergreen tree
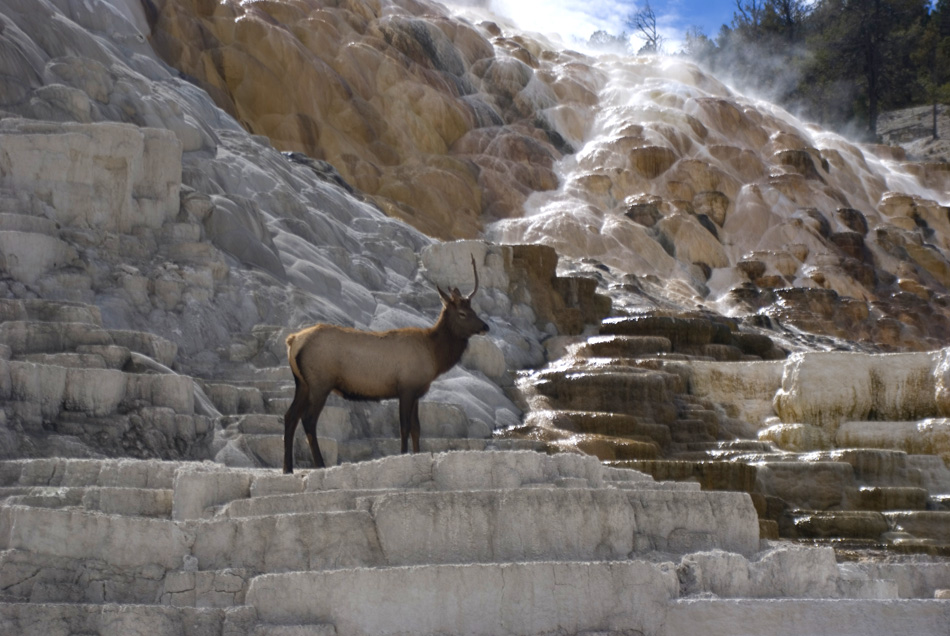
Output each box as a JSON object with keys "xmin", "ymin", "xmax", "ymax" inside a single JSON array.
[
  {"xmin": 916, "ymin": 0, "xmax": 950, "ymax": 138},
  {"xmin": 806, "ymin": 0, "xmax": 927, "ymax": 138}
]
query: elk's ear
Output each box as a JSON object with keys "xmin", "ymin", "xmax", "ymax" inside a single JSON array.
[{"xmin": 437, "ymin": 285, "xmax": 453, "ymax": 305}]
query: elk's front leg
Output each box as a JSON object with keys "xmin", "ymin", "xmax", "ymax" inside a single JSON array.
[{"xmin": 410, "ymin": 398, "xmax": 421, "ymax": 453}]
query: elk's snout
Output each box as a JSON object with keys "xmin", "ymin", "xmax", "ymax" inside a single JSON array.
[{"xmin": 478, "ymin": 320, "xmax": 489, "ymax": 335}]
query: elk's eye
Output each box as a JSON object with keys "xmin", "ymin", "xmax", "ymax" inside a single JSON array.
[{"xmin": 459, "ymin": 311, "xmax": 469, "ymax": 318}]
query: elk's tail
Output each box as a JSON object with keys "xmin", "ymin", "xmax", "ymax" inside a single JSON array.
[{"xmin": 286, "ymin": 333, "xmax": 304, "ymax": 384}]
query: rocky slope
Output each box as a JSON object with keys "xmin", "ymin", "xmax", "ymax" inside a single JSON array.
[
  {"xmin": 148, "ymin": 0, "xmax": 950, "ymax": 351},
  {"xmin": 878, "ymin": 104, "xmax": 950, "ymax": 164},
  {"xmin": 2, "ymin": 0, "xmax": 950, "ymax": 633}
]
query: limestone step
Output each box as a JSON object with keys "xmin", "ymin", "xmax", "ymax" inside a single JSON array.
[
  {"xmin": 356, "ymin": 487, "xmax": 758, "ymax": 562},
  {"xmin": 216, "ymin": 474, "xmax": 701, "ymax": 520},
  {"xmin": 150, "ymin": 567, "xmax": 223, "ymax": 606},
  {"xmin": 107, "ymin": 329, "xmax": 178, "ymax": 367},
  {"xmin": 857, "ymin": 486, "xmax": 929, "ymax": 511},
  {"xmin": 265, "ymin": 396, "xmax": 293, "ymax": 415},
  {"xmin": 565, "ymin": 434, "xmax": 662, "ymax": 461},
  {"xmin": 0, "ymin": 602, "xmax": 252, "ymax": 636},
  {"xmin": 0, "ymin": 486, "xmax": 173, "ymax": 518},
  {"xmin": 251, "ymin": 626, "xmax": 336, "ymax": 636},
  {"xmin": 529, "ymin": 366, "xmax": 680, "ymax": 422},
  {"xmin": 0, "ymin": 548, "xmax": 169, "ymax": 604},
  {"xmin": 188, "ymin": 487, "xmax": 762, "ymax": 569},
  {"xmin": 635, "ymin": 456, "xmax": 864, "ymax": 511},
  {"xmin": 0, "ymin": 230, "xmax": 76, "ymax": 285},
  {"xmin": 810, "ymin": 448, "xmax": 922, "ymax": 487},
  {"xmin": 669, "ymin": 440, "xmax": 775, "ymax": 460},
  {"xmin": 885, "ymin": 511, "xmax": 950, "ymax": 543},
  {"xmin": 753, "ymin": 460, "xmax": 858, "ymax": 510},
  {"xmin": 616, "ymin": 459, "xmax": 759, "ymax": 493},
  {"xmin": 524, "ymin": 409, "xmax": 673, "ymax": 447},
  {"xmin": 0, "ymin": 212, "xmax": 59, "ymax": 235},
  {"xmin": 215, "ymin": 488, "xmax": 403, "ymax": 518},
  {"xmin": 213, "ymin": 365, "xmax": 294, "ymax": 385},
  {"xmin": 245, "ymin": 560, "xmax": 677, "ymax": 636},
  {"xmin": 207, "ymin": 376, "xmax": 293, "ymax": 396},
  {"xmin": 0, "ymin": 188, "xmax": 26, "ymax": 214},
  {"xmin": 231, "ymin": 432, "xmax": 541, "ymax": 471},
  {"xmin": 225, "ymin": 413, "xmax": 284, "ymax": 434},
  {"xmin": 0, "ymin": 359, "xmax": 198, "ymax": 419},
  {"xmin": 600, "ymin": 315, "xmax": 727, "ymax": 349},
  {"xmin": 608, "ymin": 478, "xmax": 701, "ymax": 491},
  {"xmin": 0, "ymin": 503, "xmax": 386, "ymax": 574},
  {"xmin": 192, "ymin": 510, "xmax": 387, "ymax": 572},
  {"xmin": 189, "ymin": 451, "xmax": 650, "ymax": 505},
  {"xmin": 837, "ymin": 420, "xmax": 950, "ymax": 469},
  {"xmin": 786, "ymin": 510, "xmax": 890, "ymax": 540},
  {"xmin": 0, "ymin": 298, "xmax": 102, "ymax": 325},
  {"xmin": 929, "ymin": 494, "xmax": 950, "ymax": 510},
  {"xmin": 238, "ymin": 433, "xmax": 338, "ymax": 469},
  {"xmin": 0, "ymin": 458, "xmax": 183, "ymax": 489},
  {"xmin": 0, "ymin": 320, "xmax": 177, "ymax": 367},
  {"xmin": 851, "ymin": 559, "xmax": 950, "ymax": 598},
  {"xmin": 0, "ymin": 320, "xmax": 113, "ymax": 355},
  {"xmin": 16, "ymin": 351, "xmax": 111, "ymax": 369},
  {"xmin": 201, "ymin": 382, "xmax": 266, "ymax": 416},
  {"xmin": 598, "ymin": 315, "xmax": 781, "ymax": 360},
  {"xmin": 573, "ymin": 334, "xmax": 673, "ymax": 358},
  {"xmin": 335, "ymin": 437, "xmax": 540, "ymax": 464},
  {"xmin": 907, "ymin": 454, "xmax": 950, "ymax": 492},
  {"xmin": 664, "ymin": 598, "xmax": 950, "ymax": 636},
  {"xmin": 669, "ymin": 419, "xmax": 717, "ymax": 444}
]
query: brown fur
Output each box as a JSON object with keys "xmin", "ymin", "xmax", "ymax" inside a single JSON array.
[{"xmin": 282, "ymin": 257, "xmax": 489, "ymax": 473}]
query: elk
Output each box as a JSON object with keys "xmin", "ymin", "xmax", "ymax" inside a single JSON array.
[{"xmin": 282, "ymin": 255, "xmax": 490, "ymax": 473}]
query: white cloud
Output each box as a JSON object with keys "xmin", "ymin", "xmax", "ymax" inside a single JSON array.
[
  {"xmin": 486, "ymin": 0, "xmax": 639, "ymax": 45},
  {"xmin": 456, "ymin": 0, "xmax": 699, "ymax": 54},
  {"xmin": 446, "ymin": 0, "xmax": 705, "ymax": 54}
]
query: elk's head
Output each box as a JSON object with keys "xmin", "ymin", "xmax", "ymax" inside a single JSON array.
[{"xmin": 438, "ymin": 255, "xmax": 489, "ymax": 338}]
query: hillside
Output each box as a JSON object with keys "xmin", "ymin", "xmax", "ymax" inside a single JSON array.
[{"xmin": 879, "ymin": 104, "xmax": 950, "ymax": 163}]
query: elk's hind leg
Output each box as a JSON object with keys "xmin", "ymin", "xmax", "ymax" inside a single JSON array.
[
  {"xmin": 283, "ymin": 374, "xmax": 309, "ymax": 474},
  {"xmin": 301, "ymin": 387, "xmax": 330, "ymax": 469},
  {"xmin": 399, "ymin": 392, "xmax": 423, "ymax": 454}
]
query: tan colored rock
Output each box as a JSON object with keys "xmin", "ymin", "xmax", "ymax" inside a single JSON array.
[
  {"xmin": 758, "ymin": 422, "xmax": 832, "ymax": 452},
  {"xmin": 774, "ymin": 351, "xmax": 940, "ymax": 433},
  {"xmin": 837, "ymin": 419, "xmax": 950, "ymax": 465},
  {"xmin": 686, "ymin": 360, "xmax": 785, "ymax": 427},
  {"xmin": 655, "ymin": 213, "xmax": 728, "ymax": 269},
  {"xmin": 147, "ymin": 0, "xmax": 581, "ymax": 240}
]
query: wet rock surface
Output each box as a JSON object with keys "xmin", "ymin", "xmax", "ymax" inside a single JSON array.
[
  {"xmin": 1, "ymin": 452, "xmax": 949, "ymax": 636},
  {"xmin": 506, "ymin": 308, "xmax": 950, "ymax": 560}
]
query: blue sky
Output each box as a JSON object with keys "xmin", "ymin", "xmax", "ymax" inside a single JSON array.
[{"xmin": 487, "ymin": 1, "xmax": 738, "ymax": 52}]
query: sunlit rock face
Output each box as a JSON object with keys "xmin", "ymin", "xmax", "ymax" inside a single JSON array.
[
  {"xmin": 147, "ymin": 0, "xmax": 950, "ymax": 349},
  {"xmin": 490, "ymin": 54, "xmax": 950, "ymax": 350},
  {"xmin": 147, "ymin": 0, "xmax": 580, "ymax": 240}
]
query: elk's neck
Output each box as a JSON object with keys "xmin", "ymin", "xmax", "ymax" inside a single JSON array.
[{"xmin": 428, "ymin": 314, "xmax": 469, "ymax": 375}]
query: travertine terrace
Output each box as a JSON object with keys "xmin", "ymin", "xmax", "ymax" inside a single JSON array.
[{"xmin": 1, "ymin": 0, "xmax": 950, "ymax": 633}]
